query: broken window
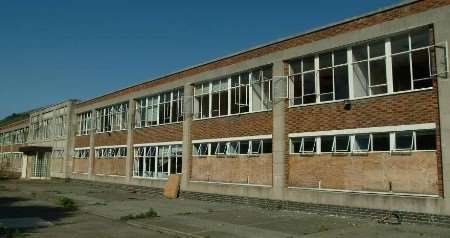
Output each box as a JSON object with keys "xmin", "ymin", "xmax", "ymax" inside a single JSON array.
[
  {"xmin": 96, "ymin": 103, "xmax": 128, "ymax": 133},
  {"xmin": 136, "ymin": 88, "xmax": 183, "ymax": 126},
  {"xmin": 415, "ymin": 130, "xmax": 436, "ymax": 150},
  {"xmin": 194, "ymin": 83, "xmax": 210, "ymax": 118},
  {"xmin": 392, "ymin": 28, "xmax": 433, "ymax": 91},
  {"xmin": 353, "ymin": 40, "xmax": 387, "ymax": 97},
  {"xmin": 353, "ymin": 134, "xmax": 371, "ymax": 152},
  {"xmin": 321, "ymin": 136, "xmax": 334, "ymax": 153},
  {"xmin": 231, "ymin": 73, "xmax": 250, "ymax": 114},
  {"xmin": 77, "ymin": 111, "xmax": 92, "ymax": 135},
  {"xmin": 215, "ymin": 142, "xmax": 227, "ymax": 155},
  {"xmin": 211, "ymin": 79, "xmax": 228, "ymax": 117},
  {"xmin": 159, "ymin": 92, "xmax": 171, "ymax": 124},
  {"xmin": 372, "ymin": 133, "xmax": 390, "ymax": 151},
  {"xmin": 251, "ymin": 67, "xmax": 273, "ymax": 111},
  {"xmin": 74, "ymin": 149, "xmax": 90, "ymax": 159},
  {"xmin": 334, "ymin": 135, "xmax": 351, "ymax": 152},
  {"xmin": 394, "ymin": 131, "xmax": 414, "ymax": 151},
  {"xmin": 291, "ymin": 137, "xmax": 316, "ymax": 154},
  {"xmin": 289, "ymin": 56, "xmax": 316, "ymax": 105},
  {"xmin": 194, "ymin": 143, "xmax": 209, "ymax": 156}
]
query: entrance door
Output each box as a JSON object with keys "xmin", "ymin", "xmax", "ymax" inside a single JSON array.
[{"xmin": 31, "ymin": 152, "xmax": 50, "ymax": 178}]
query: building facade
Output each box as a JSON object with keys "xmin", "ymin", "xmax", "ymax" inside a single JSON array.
[{"xmin": 2, "ymin": 0, "xmax": 450, "ymax": 216}]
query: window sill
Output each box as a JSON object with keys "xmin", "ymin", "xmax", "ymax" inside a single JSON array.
[
  {"xmin": 95, "ymin": 129, "xmax": 128, "ymax": 135},
  {"xmin": 193, "ymin": 109, "xmax": 272, "ymax": 122},
  {"xmin": 133, "ymin": 121, "xmax": 183, "ymax": 130},
  {"xmin": 290, "ymin": 150, "xmax": 436, "ymax": 156},
  {"xmin": 288, "ymin": 87, "xmax": 433, "ymax": 109}
]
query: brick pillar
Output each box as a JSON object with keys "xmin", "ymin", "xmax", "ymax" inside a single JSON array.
[
  {"xmin": 88, "ymin": 109, "xmax": 96, "ymax": 179},
  {"xmin": 181, "ymin": 83, "xmax": 194, "ymax": 190},
  {"xmin": 272, "ymin": 61, "xmax": 287, "ymax": 200},
  {"xmin": 126, "ymin": 99, "xmax": 136, "ymax": 182}
]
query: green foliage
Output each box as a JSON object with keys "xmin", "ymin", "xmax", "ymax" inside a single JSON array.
[{"xmin": 59, "ymin": 197, "xmax": 76, "ymax": 210}]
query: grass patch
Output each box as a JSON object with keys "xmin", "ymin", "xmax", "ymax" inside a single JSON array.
[
  {"xmin": 318, "ymin": 224, "xmax": 329, "ymax": 232},
  {"xmin": 59, "ymin": 197, "xmax": 76, "ymax": 210},
  {"xmin": 0, "ymin": 227, "xmax": 28, "ymax": 238},
  {"xmin": 120, "ymin": 208, "xmax": 159, "ymax": 220}
]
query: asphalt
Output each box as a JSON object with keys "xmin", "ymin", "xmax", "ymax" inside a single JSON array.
[{"xmin": 1, "ymin": 179, "xmax": 450, "ymax": 238}]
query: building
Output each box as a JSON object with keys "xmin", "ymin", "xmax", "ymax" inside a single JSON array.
[{"xmin": 1, "ymin": 0, "xmax": 450, "ymax": 217}]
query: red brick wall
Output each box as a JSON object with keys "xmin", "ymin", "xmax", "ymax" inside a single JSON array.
[
  {"xmin": 0, "ymin": 144, "xmax": 25, "ymax": 153},
  {"xmin": 289, "ymin": 152, "xmax": 439, "ymax": 195},
  {"xmin": 76, "ymin": 0, "xmax": 450, "ymax": 109},
  {"xmin": 94, "ymin": 131, "xmax": 127, "ymax": 146},
  {"xmin": 93, "ymin": 158, "xmax": 126, "ymax": 176},
  {"xmin": 286, "ymin": 89, "xmax": 438, "ymax": 134},
  {"xmin": 74, "ymin": 135, "xmax": 90, "ymax": 148},
  {"xmin": 133, "ymin": 123, "xmax": 183, "ymax": 144},
  {"xmin": 72, "ymin": 158, "xmax": 89, "ymax": 173},
  {"xmin": 192, "ymin": 112, "xmax": 272, "ymax": 140},
  {"xmin": 191, "ymin": 154, "xmax": 272, "ymax": 185}
]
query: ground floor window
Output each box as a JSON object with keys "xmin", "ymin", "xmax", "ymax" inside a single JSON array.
[{"xmin": 133, "ymin": 144, "xmax": 182, "ymax": 179}]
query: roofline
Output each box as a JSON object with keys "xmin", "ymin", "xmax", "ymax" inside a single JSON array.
[
  {"xmin": 29, "ymin": 99, "xmax": 80, "ymax": 115},
  {"xmin": 79, "ymin": 0, "xmax": 419, "ymax": 105}
]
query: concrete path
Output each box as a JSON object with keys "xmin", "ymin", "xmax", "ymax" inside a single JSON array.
[{"xmin": 1, "ymin": 179, "xmax": 450, "ymax": 238}]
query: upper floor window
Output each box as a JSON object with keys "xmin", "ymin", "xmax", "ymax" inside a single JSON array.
[
  {"xmin": 96, "ymin": 102, "xmax": 128, "ymax": 133},
  {"xmin": 77, "ymin": 111, "xmax": 92, "ymax": 135},
  {"xmin": 135, "ymin": 88, "xmax": 183, "ymax": 128},
  {"xmin": 288, "ymin": 27, "xmax": 435, "ymax": 106},
  {"xmin": 0, "ymin": 128, "xmax": 28, "ymax": 145},
  {"xmin": 194, "ymin": 66, "xmax": 272, "ymax": 119}
]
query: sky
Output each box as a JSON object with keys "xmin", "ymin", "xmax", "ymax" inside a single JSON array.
[{"xmin": 0, "ymin": 0, "xmax": 400, "ymax": 119}]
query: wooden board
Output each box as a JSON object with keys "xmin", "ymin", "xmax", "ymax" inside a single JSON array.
[{"xmin": 163, "ymin": 174, "xmax": 181, "ymax": 199}]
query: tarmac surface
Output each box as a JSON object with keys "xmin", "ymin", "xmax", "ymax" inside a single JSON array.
[{"xmin": 1, "ymin": 179, "xmax": 450, "ymax": 238}]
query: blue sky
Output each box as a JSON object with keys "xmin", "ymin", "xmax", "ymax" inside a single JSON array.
[{"xmin": 0, "ymin": 0, "xmax": 399, "ymax": 119}]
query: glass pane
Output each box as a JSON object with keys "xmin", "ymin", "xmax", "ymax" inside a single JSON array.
[
  {"xmin": 416, "ymin": 130, "xmax": 436, "ymax": 150},
  {"xmin": 303, "ymin": 57, "xmax": 315, "ymax": 71},
  {"xmin": 334, "ymin": 49, "xmax": 347, "ymax": 65},
  {"xmin": 321, "ymin": 136, "xmax": 334, "ymax": 152},
  {"xmin": 412, "ymin": 49, "xmax": 430, "ymax": 80},
  {"xmin": 411, "ymin": 29, "xmax": 430, "ymax": 49},
  {"xmin": 319, "ymin": 69, "xmax": 333, "ymax": 101},
  {"xmin": 211, "ymin": 93, "xmax": 220, "ymax": 117},
  {"xmin": 352, "ymin": 45, "xmax": 367, "ymax": 62},
  {"xmin": 334, "ymin": 66, "xmax": 349, "ymax": 100},
  {"xmin": 353, "ymin": 62, "xmax": 369, "ymax": 97},
  {"xmin": 290, "ymin": 61, "xmax": 302, "ymax": 74},
  {"xmin": 354, "ymin": 134, "xmax": 370, "ymax": 151},
  {"xmin": 262, "ymin": 140, "xmax": 272, "ymax": 153},
  {"xmin": 292, "ymin": 75, "xmax": 302, "ymax": 105},
  {"xmin": 372, "ymin": 133, "xmax": 390, "ymax": 151},
  {"xmin": 395, "ymin": 131, "xmax": 414, "ymax": 150},
  {"xmin": 240, "ymin": 141, "xmax": 249, "ymax": 155},
  {"xmin": 335, "ymin": 135, "xmax": 350, "ymax": 152},
  {"xmin": 370, "ymin": 59, "xmax": 387, "ymax": 86},
  {"xmin": 303, "ymin": 137, "xmax": 316, "ymax": 152},
  {"xmin": 392, "ymin": 54, "xmax": 412, "ymax": 92},
  {"xmin": 319, "ymin": 52, "xmax": 332, "ymax": 68},
  {"xmin": 391, "ymin": 34, "xmax": 409, "ymax": 53},
  {"xmin": 291, "ymin": 139, "xmax": 301, "ymax": 153},
  {"xmin": 369, "ymin": 40, "xmax": 385, "ymax": 58},
  {"xmin": 219, "ymin": 92, "xmax": 228, "ymax": 116}
]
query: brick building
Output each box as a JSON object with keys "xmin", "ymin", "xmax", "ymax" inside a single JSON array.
[{"xmin": 1, "ymin": 0, "xmax": 450, "ymax": 216}]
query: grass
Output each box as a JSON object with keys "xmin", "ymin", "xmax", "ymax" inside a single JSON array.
[
  {"xmin": 120, "ymin": 208, "xmax": 159, "ymax": 220},
  {"xmin": 59, "ymin": 197, "xmax": 77, "ymax": 210},
  {"xmin": 0, "ymin": 227, "xmax": 28, "ymax": 238}
]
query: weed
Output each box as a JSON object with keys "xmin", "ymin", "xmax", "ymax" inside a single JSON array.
[
  {"xmin": 120, "ymin": 208, "xmax": 159, "ymax": 220},
  {"xmin": 318, "ymin": 224, "xmax": 329, "ymax": 232},
  {"xmin": 59, "ymin": 197, "xmax": 76, "ymax": 210},
  {"xmin": 0, "ymin": 227, "xmax": 28, "ymax": 238}
]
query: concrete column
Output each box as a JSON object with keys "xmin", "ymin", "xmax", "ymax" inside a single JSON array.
[
  {"xmin": 88, "ymin": 109, "xmax": 96, "ymax": 179},
  {"xmin": 435, "ymin": 23, "xmax": 450, "ymax": 203},
  {"xmin": 271, "ymin": 61, "xmax": 287, "ymax": 200},
  {"xmin": 181, "ymin": 83, "xmax": 194, "ymax": 190},
  {"xmin": 63, "ymin": 102, "xmax": 75, "ymax": 178},
  {"xmin": 126, "ymin": 99, "xmax": 136, "ymax": 182}
]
